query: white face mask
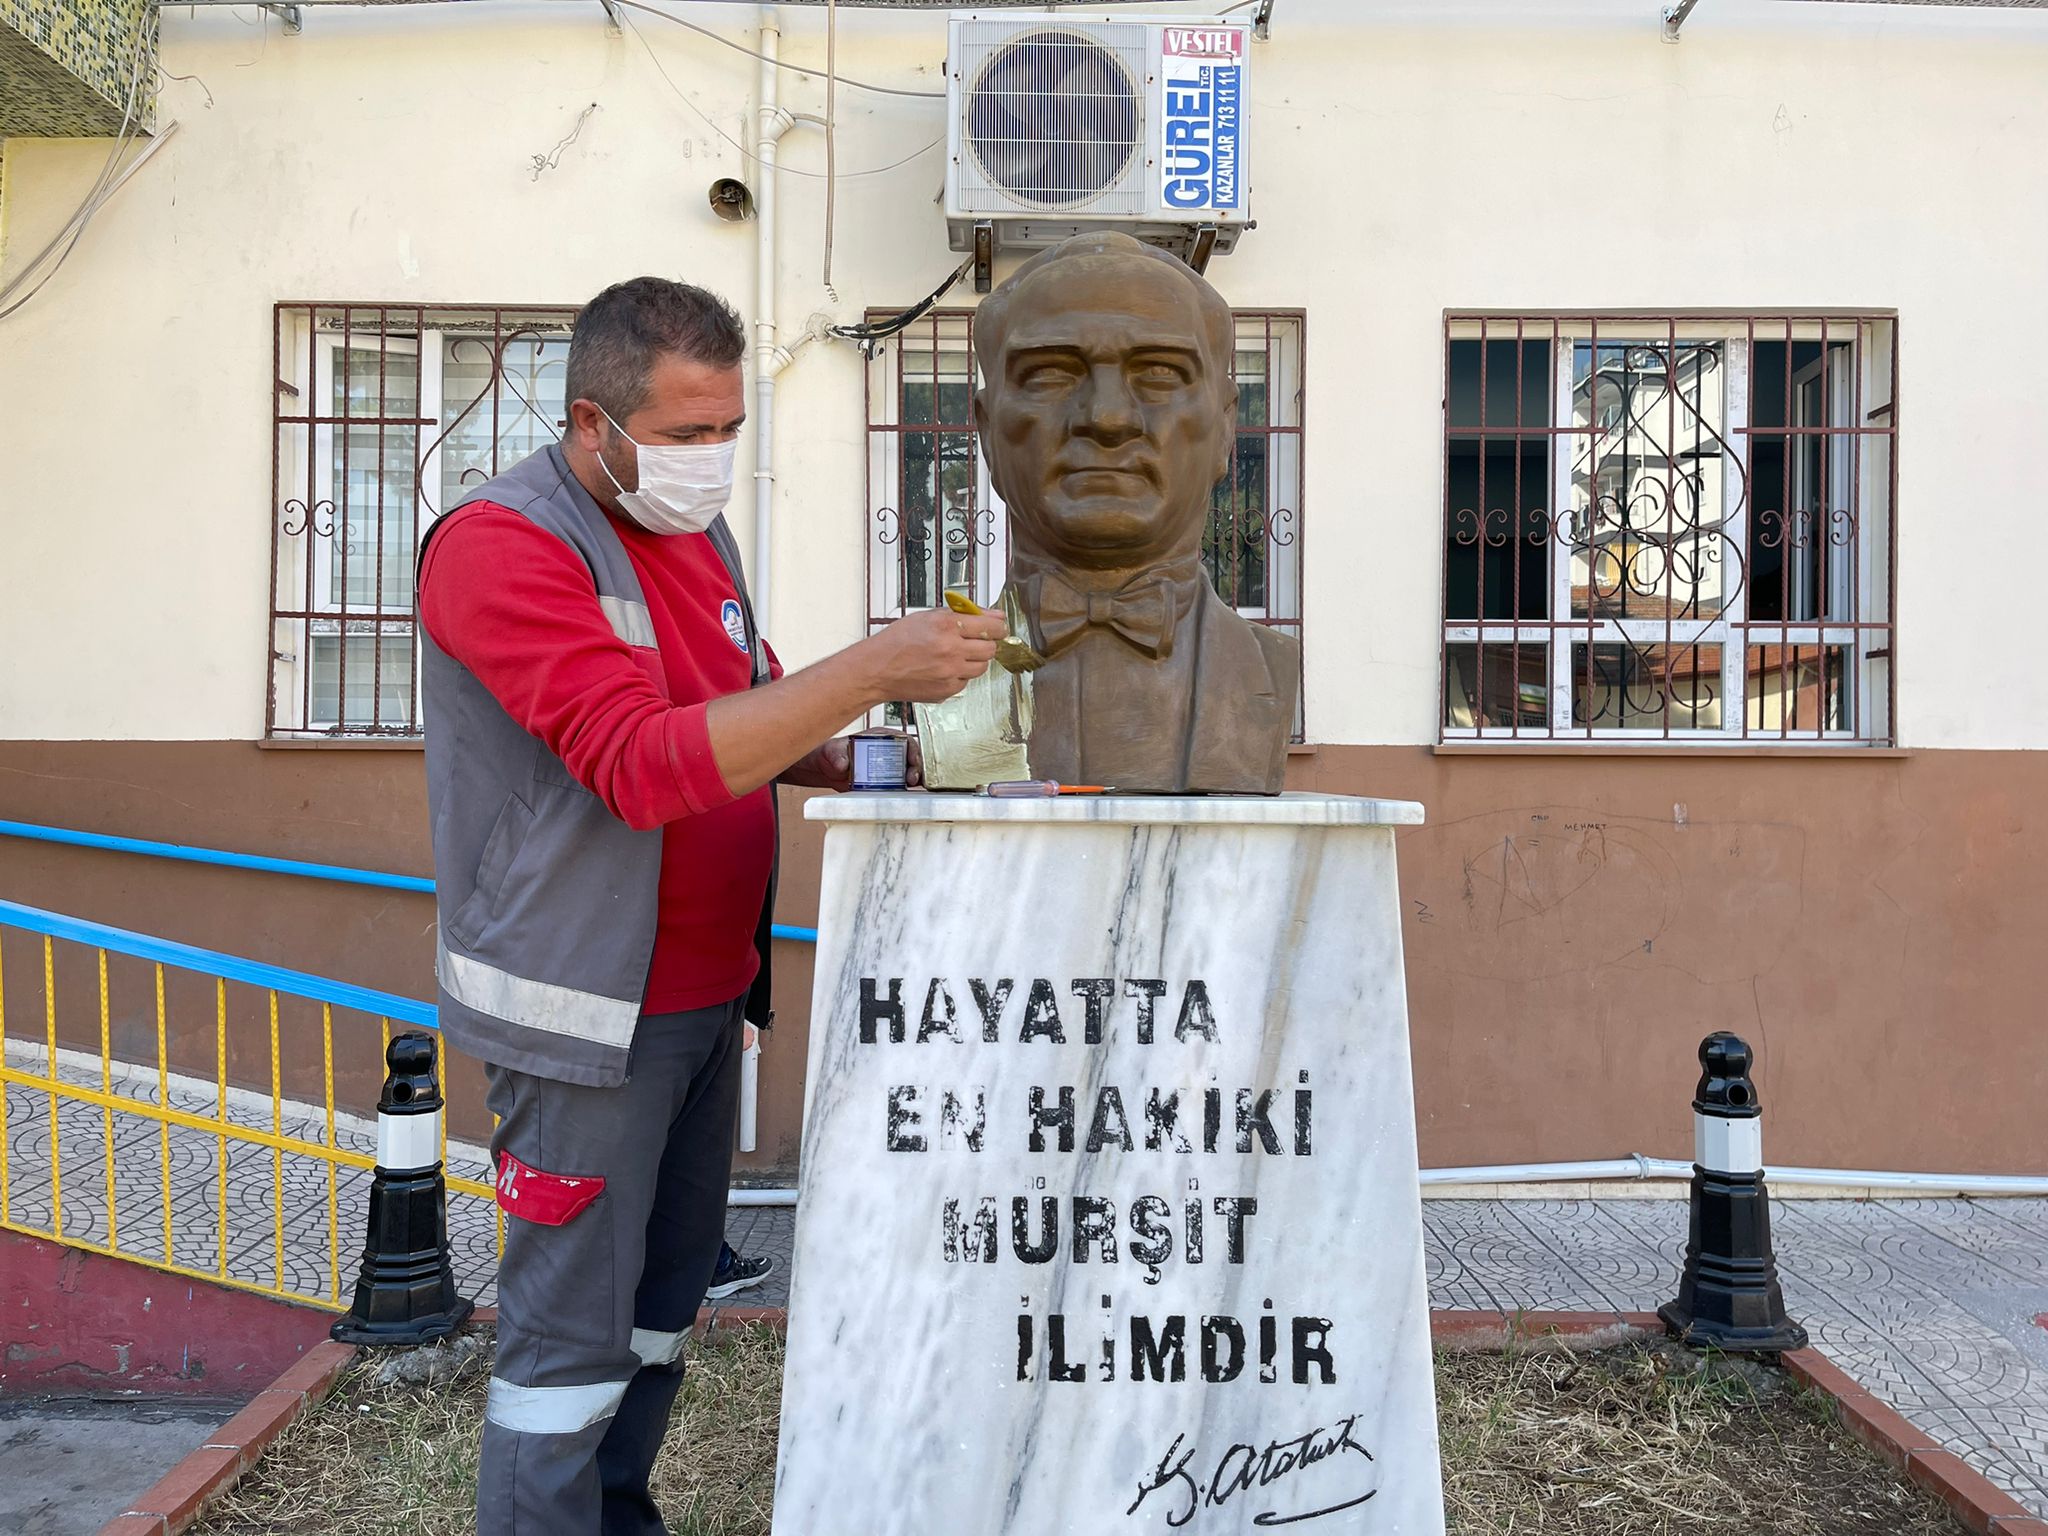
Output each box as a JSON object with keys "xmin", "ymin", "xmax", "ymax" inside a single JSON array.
[{"xmin": 596, "ymin": 407, "xmax": 738, "ymax": 535}]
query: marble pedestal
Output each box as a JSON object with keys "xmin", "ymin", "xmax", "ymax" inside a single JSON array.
[{"xmin": 773, "ymin": 794, "xmax": 1444, "ymax": 1536}]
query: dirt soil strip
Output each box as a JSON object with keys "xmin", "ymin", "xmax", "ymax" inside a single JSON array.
[{"xmin": 107, "ymin": 1308, "xmax": 2022, "ymax": 1536}]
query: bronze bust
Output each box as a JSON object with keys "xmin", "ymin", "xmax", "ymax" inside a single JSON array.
[{"xmin": 972, "ymin": 232, "xmax": 1299, "ymax": 794}]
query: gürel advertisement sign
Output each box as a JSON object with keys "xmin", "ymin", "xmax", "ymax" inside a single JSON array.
[{"xmin": 1160, "ymin": 27, "xmax": 1245, "ymax": 213}]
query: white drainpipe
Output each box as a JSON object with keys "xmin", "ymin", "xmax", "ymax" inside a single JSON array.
[
  {"xmin": 739, "ymin": 3, "xmax": 816, "ymax": 1155},
  {"xmin": 1418, "ymin": 1158, "xmax": 2048, "ymax": 1196},
  {"xmin": 753, "ymin": 4, "xmax": 789, "ymax": 631}
]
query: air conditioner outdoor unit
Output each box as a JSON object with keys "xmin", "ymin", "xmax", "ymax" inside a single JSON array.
[{"xmin": 945, "ymin": 12, "xmax": 1252, "ymax": 280}]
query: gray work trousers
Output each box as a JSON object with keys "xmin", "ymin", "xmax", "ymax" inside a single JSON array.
[{"xmin": 477, "ymin": 996, "xmax": 744, "ymax": 1536}]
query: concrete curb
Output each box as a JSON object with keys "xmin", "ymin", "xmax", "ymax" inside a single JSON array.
[
  {"xmin": 1782, "ymin": 1348, "xmax": 2048, "ymax": 1535},
  {"xmin": 1429, "ymin": 1308, "xmax": 1665, "ymax": 1350},
  {"xmin": 468, "ymin": 1303, "xmax": 788, "ymax": 1335},
  {"xmin": 97, "ymin": 1339, "xmax": 358, "ymax": 1535},
  {"xmin": 101, "ymin": 1308, "xmax": 2041, "ymax": 1535}
]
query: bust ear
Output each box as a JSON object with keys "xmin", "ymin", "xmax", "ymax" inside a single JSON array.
[
  {"xmin": 1209, "ymin": 382, "xmax": 1240, "ymax": 482},
  {"xmin": 974, "ymin": 387, "xmax": 1013, "ymax": 504}
]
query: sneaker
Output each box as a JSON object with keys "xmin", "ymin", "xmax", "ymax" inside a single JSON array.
[{"xmin": 706, "ymin": 1251, "xmax": 776, "ymax": 1301}]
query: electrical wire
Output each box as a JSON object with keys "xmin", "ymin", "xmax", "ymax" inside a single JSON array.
[
  {"xmin": 826, "ymin": 257, "xmax": 973, "ymax": 357},
  {"xmin": 617, "ymin": 6, "xmax": 942, "ymax": 181},
  {"xmin": 823, "ymin": 0, "xmax": 838, "ymax": 294},
  {"xmin": 0, "ymin": 27, "xmax": 164, "ymax": 323},
  {"xmin": 530, "ymin": 100, "xmax": 599, "ymax": 180},
  {"xmin": 605, "ymin": 0, "xmax": 945, "ymax": 99},
  {"xmin": 156, "ymin": 64, "xmax": 214, "ymax": 109},
  {"xmin": 0, "ymin": 34, "xmax": 150, "ymax": 309},
  {"xmin": 0, "ymin": 134, "xmax": 183, "ymax": 322}
]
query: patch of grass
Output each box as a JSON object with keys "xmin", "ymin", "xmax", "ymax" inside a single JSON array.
[
  {"xmin": 198, "ymin": 1327, "xmax": 1965, "ymax": 1535},
  {"xmin": 1436, "ymin": 1337, "xmax": 1961, "ymax": 1534},
  {"xmin": 199, "ymin": 1324, "xmax": 784, "ymax": 1536}
]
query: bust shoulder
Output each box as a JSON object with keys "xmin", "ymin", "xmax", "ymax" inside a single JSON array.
[{"xmin": 1190, "ymin": 586, "xmax": 1300, "ymax": 699}]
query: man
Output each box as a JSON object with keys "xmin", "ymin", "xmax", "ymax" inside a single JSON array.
[
  {"xmin": 974, "ymin": 231, "xmax": 1299, "ymax": 793},
  {"xmin": 417, "ymin": 276, "xmax": 1005, "ymax": 1535}
]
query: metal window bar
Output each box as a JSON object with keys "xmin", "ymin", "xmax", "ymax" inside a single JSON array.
[
  {"xmin": 1440, "ymin": 312, "xmax": 1896, "ymax": 746},
  {"xmin": 864, "ymin": 307, "xmax": 1307, "ymax": 736},
  {"xmin": 268, "ymin": 302, "xmax": 578, "ymax": 740}
]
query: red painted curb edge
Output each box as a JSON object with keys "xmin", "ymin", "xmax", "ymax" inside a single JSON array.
[
  {"xmin": 1781, "ymin": 1349, "xmax": 2044, "ymax": 1535},
  {"xmin": 97, "ymin": 1339, "xmax": 358, "ymax": 1536},
  {"xmin": 1429, "ymin": 1308, "xmax": 1665, "ymax": 1351},
  {"xmin": 102, "ymin": 1310, "xmax": 2041, "ymax": 1536}
]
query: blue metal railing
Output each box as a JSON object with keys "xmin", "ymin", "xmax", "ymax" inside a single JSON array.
[
  {"xmin": 0, "ymin": 819, "xmax": 820, "ymax": 944},
  {"xmin": 0, "ymin": 818, "xmax": 434, "ymax": 893},
  {"xmin": 0, "ymin": 896, "xmax": 439, "ymax": 1028}
]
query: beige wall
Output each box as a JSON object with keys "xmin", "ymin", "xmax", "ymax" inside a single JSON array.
[{"xmin": 2, "ymin": 0, "xmax": 2046, "ymax": 745}]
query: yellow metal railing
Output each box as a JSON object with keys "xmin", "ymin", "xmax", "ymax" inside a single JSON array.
[{"xmin": 0, "ymin": 899, "xmax": 501, "ymax": 1311}]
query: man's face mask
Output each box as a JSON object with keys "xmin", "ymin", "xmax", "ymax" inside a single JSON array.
[{"xmin": 596, "ymin": 406, "xmax": 737, "ymax": 535}]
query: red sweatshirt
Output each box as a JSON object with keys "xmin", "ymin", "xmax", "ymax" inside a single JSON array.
[{"xmin": 418, "ymin": 502, "xmax": 780, "ymax": 1015}]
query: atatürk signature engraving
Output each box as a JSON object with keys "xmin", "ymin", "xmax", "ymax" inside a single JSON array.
[{"xmin": 1126, "ymin": 1414, "xmax": 1377, "ymax": 1527}]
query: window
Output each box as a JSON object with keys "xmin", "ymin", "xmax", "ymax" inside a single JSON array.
[
  {"xmin": 1439, "ymin": 315, "xmax": 1896, "ymax": 744},
  {"xmin": 864, "ymin": 307, "xmax": 1304, "ymax": 732},
  {"xmin": 268, "ymin": 305, "xmax": 578, "ymax": 737}
]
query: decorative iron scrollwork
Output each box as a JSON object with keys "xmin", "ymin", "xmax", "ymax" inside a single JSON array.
[
  {"xmin": 280, "ymin": 498, "xmax": 337, "ymax": 538},
  {"xmin": 1567, "ymin": 636, "xmax": 1726, "ymax": 728},
  {"xmin": 417, "ymin": 328, "xmax": 565, "ymax": 517}
]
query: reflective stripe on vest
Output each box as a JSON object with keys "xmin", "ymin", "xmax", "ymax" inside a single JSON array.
[
  {"xmin": 438, "ymin": 940, "xmax": 640, "ymax": 1048},
  {"xmin": 484, "ymin": 1375, "xmax": 630, "ymax": 1434},
  {"xmin": 598, "ymin": 595, "xmax": 657, "ymax": 649},
  {"xmin": 631, "ymin": 1326, "xmax": 687, "ymax": 1368}
]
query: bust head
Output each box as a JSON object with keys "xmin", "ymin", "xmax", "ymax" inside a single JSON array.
[{"xmin": 974, "ymin": 233, "xmax": 1237, "ymax": 575}]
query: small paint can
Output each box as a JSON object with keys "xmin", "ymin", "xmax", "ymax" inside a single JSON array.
[{"xmin": 851, "ymin": 730, "xmax": 909, "ymax": 792}]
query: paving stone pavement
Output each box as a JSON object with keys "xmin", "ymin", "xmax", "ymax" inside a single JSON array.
[
  {"xmin": 5, "ymin": 1068, "xmax": 2045, "ymax": 1517},
  {"xmin": 0, "ymin": 1397, "xmax": 234, "ymax": 1536}
]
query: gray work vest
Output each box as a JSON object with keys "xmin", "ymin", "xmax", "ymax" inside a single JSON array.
[{"xmin": 418, "ymin": 443, "xmax": 775, "ymax": 1087}]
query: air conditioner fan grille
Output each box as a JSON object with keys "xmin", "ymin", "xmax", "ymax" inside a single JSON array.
[{"xmin": 965, "ymin": 30, "xmax": 1142, "ymax": 211}]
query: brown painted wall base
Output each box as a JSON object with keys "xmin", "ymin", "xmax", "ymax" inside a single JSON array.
[
  {"xmin": 0, "ymin": 1229, "xmax": 336, "ymax": 1397},
  {"xmin": 2, "ymin": 740, "xmax": 2043, "ymax": 1175},
  {"xmin": 1291, "ymin": 745, "xmax": 2048, "ymax": 1175}
]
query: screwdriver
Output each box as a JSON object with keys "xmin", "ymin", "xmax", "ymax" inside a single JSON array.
[{"xmin": 981, "ymin": 780, "xmax": 1114, "ymax": 797}]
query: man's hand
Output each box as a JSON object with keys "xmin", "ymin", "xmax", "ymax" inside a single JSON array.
[
  {"xmin": 782, "ymin": 729, "xmax": 925, "ymax": 791},
  {"xmin": 783, "ymin": 738, "xmax": 852, "ymax": 791},
  {"xmin": 858, "ymin": 606, "xmax": 1007, "ymax": 703},
  {"xmin": 703, "ymin": 607, "xmax": 1002, "ymax": 801}
]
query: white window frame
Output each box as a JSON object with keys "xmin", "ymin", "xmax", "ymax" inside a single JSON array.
[
  {"xmin": 865, "ymin": 329, "xmax": 1010, "ymax": 624},
  {"xmin": 1213, "ymin": 316, "xmax": 1303, "ymax": 626},
  {"xmin": 1441, "ymin": 316, "xmax": 1893, "ymax": 746},
  {"xmin": 270, "ymin": 308, "xmax": 575, "ymax": 738}
]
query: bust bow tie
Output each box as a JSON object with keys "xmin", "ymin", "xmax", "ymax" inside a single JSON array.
[{"xmin": 1031, "ymin": 569, "xmax": 1187, "ymax": 660}]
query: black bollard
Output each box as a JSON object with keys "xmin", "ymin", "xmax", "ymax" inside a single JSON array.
[
  {"xmin": 331, "ymin": 1032, "xmax": 475, "ymax": 1346},
  {"xmin": 1659, "ymin": 1032, "xmax": 1807, "ymax": 1354}
]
